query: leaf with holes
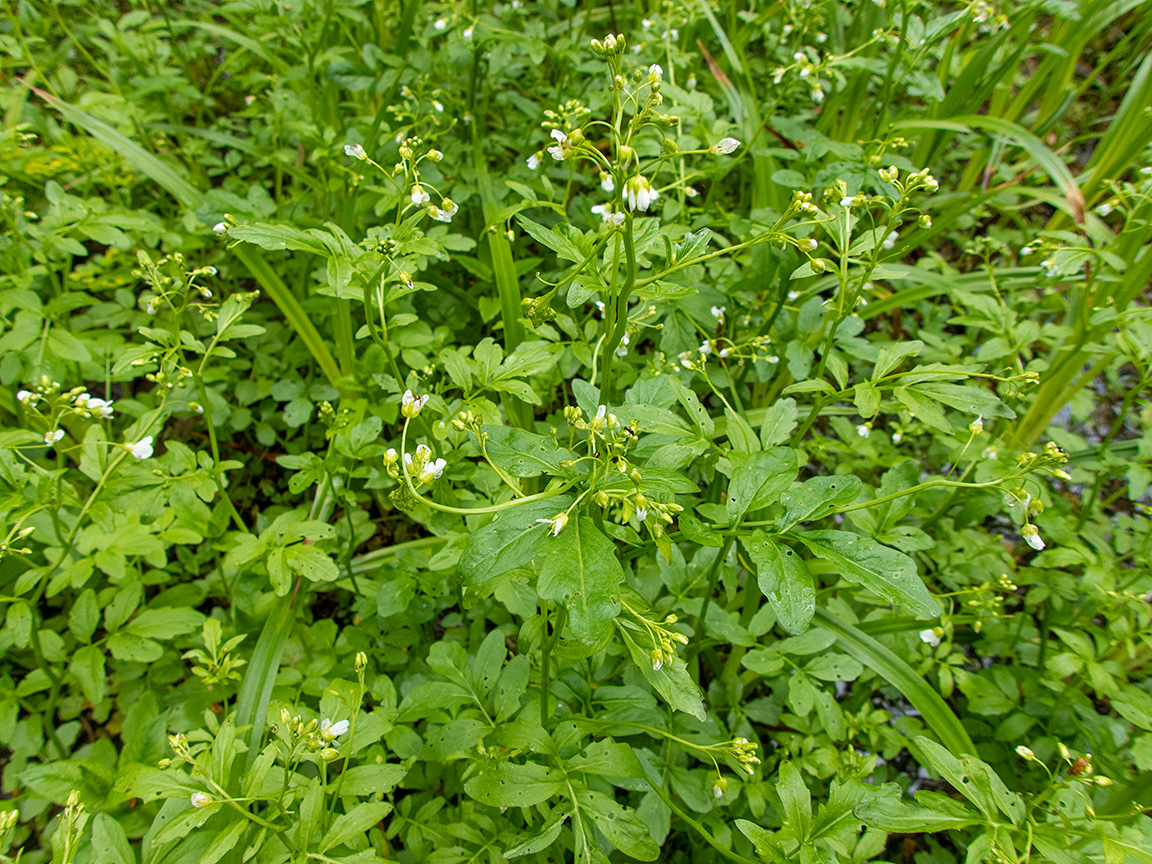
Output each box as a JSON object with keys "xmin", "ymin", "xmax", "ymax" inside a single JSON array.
[
  {"xmin": 777, "ymin": 475, "xmax": 863, "ymax": 532},
  {"xmin": 745, "ymin": 531, "xmax": 814, "ymax": 635}
]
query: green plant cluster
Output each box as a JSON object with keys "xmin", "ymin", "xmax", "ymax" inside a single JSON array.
[{"xmin": 2, "ymin": 1, "xmax": 1152, "ymax": 862}]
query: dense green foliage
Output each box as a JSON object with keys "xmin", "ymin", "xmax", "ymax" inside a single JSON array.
[{"xmin": 2, "ymin": 1, "xmax": 1152, "ymax": 862}]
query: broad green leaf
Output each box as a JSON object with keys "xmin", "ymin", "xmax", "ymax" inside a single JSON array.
[
  {"xmin": 856, "ymin": 790, "xmax": 982, "ymax": 832},
  {"xmin": 91, "ymin": 813, "xmax": 135, "ymax": 864},
  {"xmin": 727, "ymin": 448, "xmax": 799, "ymax": 523},
  {"xmin": 617, "ymin": 621, "xmax": 705, "ymax": 720},
  {"xmin": 745, "ymin": 531, "xmax": 814, "ymax": 635},
  {"xmin": 854, "ymin": 381, "xmax": 881, "ymax": 418},
  {"xmin": 579, "ymin": 788, "xmax": 660, "ymax": 861},
  {"xmin": 795, "ymin": 530, "xmax": 940, "ymax": 618},
  {"xmin": 536, "ymin": 517, "xmax": 622, "ymax": 645},
  {"xmin": 759, "ymin": 398, "xmax": 798, "ymax": 447},
  {"xmin": 515, "ymin": 214, "xmax": 586, "ymax": 263},
  {"xmin": 69, "ymin": 645, "xmax": 106, "ymax": 704},
  {"xmin": 495, "ymin": 654, "xmax": 531, "ymax": 721},
  {"xmin": 69, "ymin": 589, "xmax": 99, "ymax": 643},
  {"xmin": 893, "ymin": 386, "xmax": 951, "ymax": 432},
  {"xmin": 505, "ymin": 807, "xmax": 569, "ymax": 858},
  {"xmin": 202, "ymin": 819, "xmax": 247, "ymax": 864},
  {"xmin": 153, "ymin": 802, "xmax": 222, "ymax": 844},
  {"xmin": 464, "ymin": 760, "xmax": 567, "ymax": 808},
  {"xmin": 458, "ymin": 496, "xmax": 573, "ymax": 586},
  {"xmin": 566, "ymin": 739, "xmax": 645, "ymax": 779},
  {"xmin": 914, "ymin": 737, "xmax": 1024, "ymax": 825},
  {"xmin": 483, "ymin": 427, "xmax": 578, "ymax": 478},
  {"xmin": 777, "ymin": 475, "xmax": 863, "ymax": 532},
  {"xmin": 736, "ymin": 819, "xmax": 788, "ymax": 864},
  {"xmin": 914, "ymin": 381, "xmax": 1015, "ymax": 419},
  {"xmin": 320, "ymin": 801, "xmax": 393, "ymax": 852},
  {"xmin": 776, "ymin": 761, "xmax": 812, "ymax": 841},
  {"xmin": 724, "ymin": 406, "xmax": 760, "ymax": 453},
  {"xmin": 872, "ymin": 340, "xmax": 924, "ymax": 380},
  {"xmin": 285, "ymin": 544, "xmax": 340, "ymax": 583}
]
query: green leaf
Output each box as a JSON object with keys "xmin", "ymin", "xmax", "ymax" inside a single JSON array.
[
  {"xmin": 759, "ymin": 398, "xmax": 798, "ymax": 447},
  {"xmin": 566, "ymin": 739, "xmax": 645, "ymax": 779},
  {"xmin": 69, "ymin": 589, "xmax": 100, "ymax": 643},
  {"xmin": 872, "ymin": 340, "xmax": 924, "ymax": 380},
  {"xmin": 678, "ymin": 511, "xmax": 724, "ymax": 547},
  {"xmin": 893, "ymin": 386, "xmax": 951, "ymax": 433},
  {"xmin": 334, "ymin": 764, "xmax": 408, "ymax": 797},
  {"xmin": 464, "ymin": 760, "xmax": 567, "ymax": 808},
  {"xmin": 736, "ymin": 819, "xmax": 788, "ymax": 863},
  {"xmin": 70, "ymin": 645, "xmax": 107, "ymax": 704},
  {"xmin": 856, "ymin": 790, "xmax": 982, "ymax": 832},
  {"xmin": 854, "ymin": 381, "xmax": 881, "ymax": 419},
  {"xmin": 776, "ymin": 762, "xmax": 812, "ymax": 841},
  {"xmin": 459, "ymin": 496, "xmax": 573, "ymax": 586},
  {"xmin": 913, "ymin": 382, "xmax": 1015, "ymax": 419},
  {"xmin": 745, "ymin": 531, "xmax": 814, "ymax": 635},
  {"xmin": 321, "ymin": 801, "xmax": 393, "ymax": 852},
  {"xmin": 285, "ymin": 544, "xmax": 340, "ymax": 583},
  {"xmin": 727, "ymin": 448, "xmax": 798, "ymax": 523},
  {"xmin": 505, "ymin": 807, "xmax": 569, "ymax": 858},
  {"xmin": 516, "ymin": 214, "xmax": 587, "ymax": 263},
  {"xmin": 914, "ymin": 737, "xmax": 1024, "ymax": 825},
  {"xmin": 724, "ymin": 406, "xmax": 760, "ymax": 453},
  {"xmin": 777, "ymin": 475, "xmax": 863, "ymax": 532},
  {"xmin": 154, "ymin": 802, "xmax": 222, "ymax": 844},
  {"xmin": 814, "ymin": 609, "xmax": 975, "ymax": 756},
  {"xmin": 91, "ymin": 813, "xmax": 135, "ymax": 864},
  {"xmin": 495, "ymin": 654, "xmax": 531, "ymax": 722},
  {"xmin": 795, "ymin": 531, "xmax": 940, "ymax": 618},
  {"xmin": 617, "ymin": 621, "xmax": 705, "ymax": 720},
  {"xmin": 579, "ymin": 788, "xmax": 660, "ymax": 861},
  {"xmin": 483, "ymin": 427, "xmax": 578, "ymax": 478},
  {"xmin": 107, "ymin": 633, "xmax": 163, "ymax": 662},
  {"xmin": 536, "ymin": 517, "xmax": 622, "ymax": 645},
  {"xmin": 202, "ymin": 819, "xmax": 247, "ymax": 864}
]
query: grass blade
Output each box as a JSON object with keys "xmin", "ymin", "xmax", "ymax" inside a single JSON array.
[{"xmin": 815, "ymin": 608, "xmax": 976, "ymax": 756}]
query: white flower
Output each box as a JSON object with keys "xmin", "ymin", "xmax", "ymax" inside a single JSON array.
[
  {"xmin": 636, "ymin": 507, "xmax": 648, "ymax": 522},
  {"xmin": 982, "ymin": 445, "xmax": 997, "ymax": 460},
  {"xmin": 428, "ymin": 199, "xmax": 458, "ymax": 222},
  {"xmin": 624, "ymin": 175, "xmax": 658, "ymax": 211},
  {"xmin": 536, "ymin": 513, "xmax": 568, "ymax": 536},
  {"xmin": 127, "ymin": 435, "xmax": 154, "ymax": 459},
  {"xmin": 320, "ymin": 718, "xmax": 350, "ymax": 742},
  {"xmin": 547, "ymin": 128, "xmax": 571, "ymax": 161},
  {"xmin": 684, "ymin": 186, "xmax": 698, "ymax": 198},
  {"xmin": 651, "ymin": 651, "xmax": 663, "ymax": 671},
  {"xmin": 44, "ymin": 429, "xmax": 64, "ymax": 446},
  {"xmin": 710, "ymin": 137, "xmax": 741, "ymax": 155},
  {"xmin": 599, "ymin": 172, "xmax": 614, "ymax": 192},
  {"xmin": 882, "ymin": 231, "xmax": 899, "ymax": 250},
  {"xmin": 401, "ymin": 390, "xmax": 429, "ymax": 419},
  {"xmin": 433, "ymin": 18, "xmax": 447, "ymax": 30},
  {"xmin": 840, "ymin": 196, "xmax": 859, "ymax": 208},
  {"xmin": 607, "ymin": 211, "xmax": 625, "ymax": 226},
  {"xmin": 87, "ymin": 397, "xmax": 114, "ymax": 418},
  {"xmin": 344, "ymin": 143, "xmax": 367, "ymax": 160},
  {"xmin": 418, "ymin": 458, "xmax": 447, "ymax": 485},
  {"xmin": 641, "ymin": 17, "xmax": 652, "ymax": 28},
  {"xmin": 527, "ymin": 151, "xmax": 542, "ymax": 170},
  {"xmin": 432, "ymin": 100, "xmax": 444, "ymax": 112},
  {"xmin": 891, "ymin": 431, "xmax": 903, "ymax": 444},
  {"xmin": 213, "ymin": 222, "xmax": 227, "ymax": 235},
  {"xmin": 190, "ymin": 792, "xmax": 214, "ymax": 808},
  {"xmin": 17, "ymin": 389, "xmax": 33, "ymax": 404},
  {"xmin": 1020, "ymin": 246, "xmax": 1032, "ymax": 256},
  {"xmin": 919, "ymin": 629, "xmax": 941, "ymax": 647},
  {"xmin": 410, "ymin": 185, "xmax": 430, "ymax": 206},
  {"xmin": 426, "ymin": 149, "xmax": 443, "ymax": 162},
  {"xmin": 713, "ymin": 777, "xmax": 728, "ymax": 798},
  {"xmin": 711, "ymin": 305, "xmax": 726, "ymax": 322},
  {"xmin": 811, "ymin": 85, "xmax": 824, "ymax": 103},
  {"xmin": 969, "ymin": 415, "xmax": 984, "ymax": 435},
  {"xmin": 462, "ymin": 26, "xmax": 473, "ymax": 41},
  {"xmin": 647, "ymin": 63, "xmax": 663, "ymax": 82},
  {"xmin": 1021, "ymin": 524, "xmax": 1045, "ymax": 551},
  {"xmin": 615, "ymin": 332, "xmax": 630, "ymax": 357},
  {"xmin": 699, "ymin": 339, "xmax": 712, "ymax": 356},
  {"xmin": 923, "ymin": 175, "xmax": 939, "ymax": 192},
  {"xmin": 856, "ymin": 424, "xmax": 870, "ymax": 438}
]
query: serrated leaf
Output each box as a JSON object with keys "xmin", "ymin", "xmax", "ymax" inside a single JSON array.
[
  {"xmin": 795, "ymin": 531, "xmax": 940, "ymax": 618},
  {"xmin": 745, "ymin": 532, "xmax": 814, "ymax": 635}
]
